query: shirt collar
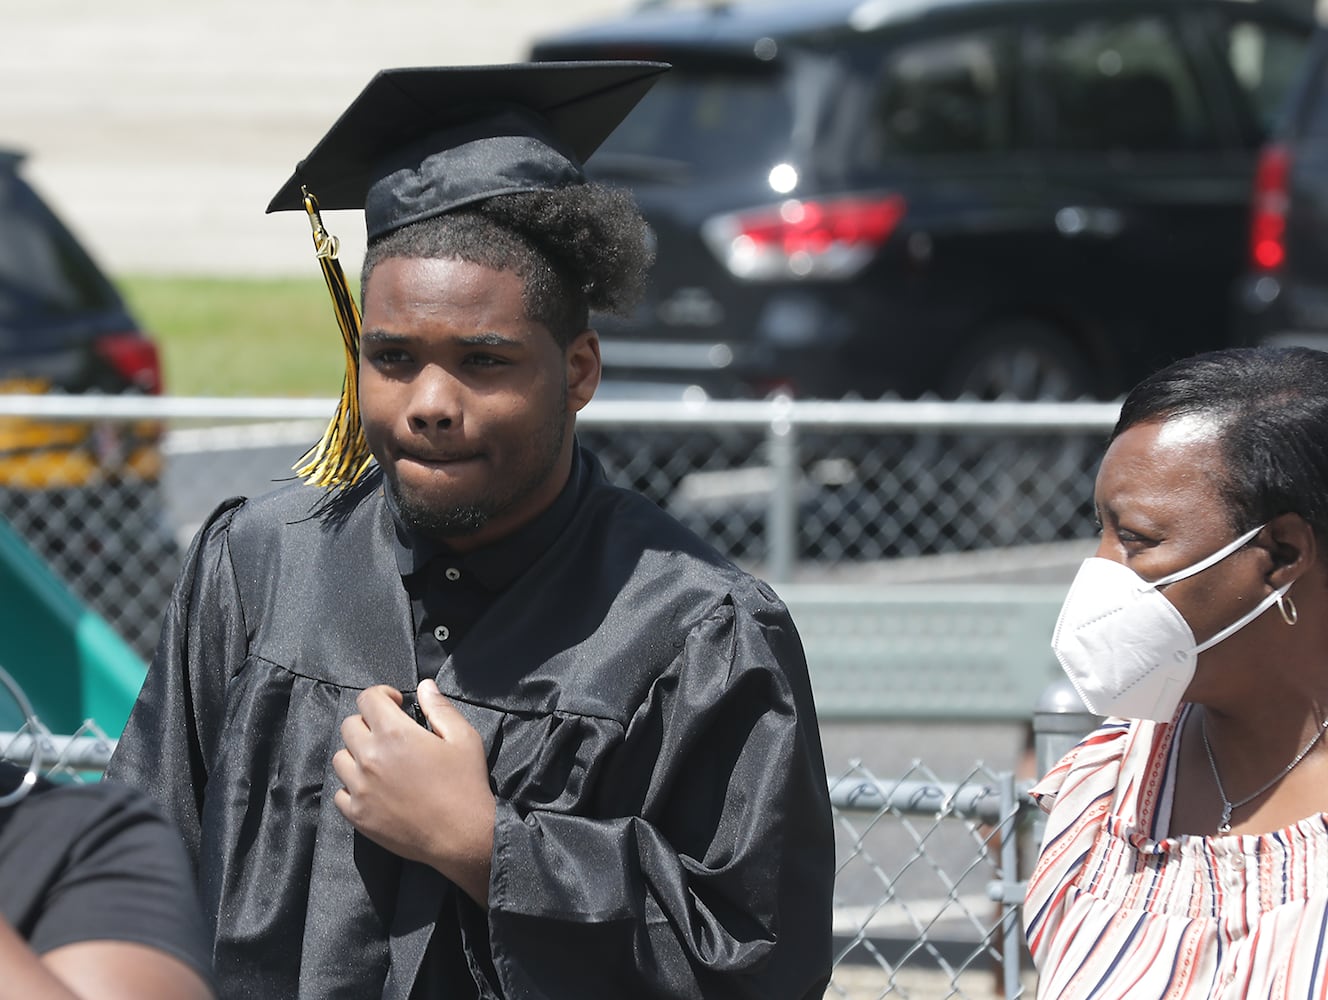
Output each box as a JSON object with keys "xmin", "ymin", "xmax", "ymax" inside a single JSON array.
[{"xmin": 388, "ymin": 443, "xmax": 587, "ymax": 592}]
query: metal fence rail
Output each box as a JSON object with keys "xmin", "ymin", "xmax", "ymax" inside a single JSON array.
[
  {"xmin": 0, "ymin": 396, "xmax": 1117, "ymax": 995},
  {"xmin": 0, "ymin": 394, "xmax": 1118, "ymax": 659},
  {"xmin": 829, "ymin": 761, "xmax": 1030, "ymax": 999},
  {"xmin": 1, "ymin": 729, "xmax": 1039, "ymax": 999}
]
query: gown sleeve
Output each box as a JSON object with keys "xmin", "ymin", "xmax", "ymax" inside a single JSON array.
[
  {"xmin": 104, "ymin": 498, "xmax": 249, "ymax": 866},
  {"xmin": 485, "ymin": 595, "xmax": 834, "ymax": 1000}
]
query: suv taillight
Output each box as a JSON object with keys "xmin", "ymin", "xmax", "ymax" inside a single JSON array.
[
  {"xmin": 701, "ymin": 194, "xmax": 906, "ymax": 282},
  {"xmin": 1250, "ymin": 143, "xmax": 1291, "ymax": 271},
  {"xmin": 95, "ymin": 333, "xmax": 163, "ymax": 394}
]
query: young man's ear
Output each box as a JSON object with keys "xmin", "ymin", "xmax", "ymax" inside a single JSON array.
[{"xmin": 565, "ymin": 329, "xmax": 601, "ymax": 413}]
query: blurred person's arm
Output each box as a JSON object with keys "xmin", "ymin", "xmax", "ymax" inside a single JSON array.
[
  {"xmin": 0, "ymin": 765, "xmax": 216, "ymax": 1000},
  {"xmin": 0, "ymin": 913, "xmax": 213, "ymax": 1000}
]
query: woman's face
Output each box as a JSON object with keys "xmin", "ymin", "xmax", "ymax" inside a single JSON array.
[{"xmin": 1093, "ymin": 416, "xmax": 1270, "ymax": 667}]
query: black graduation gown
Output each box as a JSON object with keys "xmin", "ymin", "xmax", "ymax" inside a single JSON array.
[{"xmin": 107, "ymin": 450, "xmax": 834, "ymax": 999}]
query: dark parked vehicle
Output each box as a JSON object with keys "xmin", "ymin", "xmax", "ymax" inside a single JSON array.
[
  {"xmin": 1235, "ymin": 25, "xmax": 1328, "ymax": 355},
  {"xmin": 532, "ymin": 0, "xmax": 1314, "ymax": 402},
  {"xmin": 0, "ymin": 148, "xmax": 178, "ymax": 657}
]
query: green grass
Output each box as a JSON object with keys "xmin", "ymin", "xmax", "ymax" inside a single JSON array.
[{"xmin": 118, "ymin": 275, "xmax": 353, "ymax": 397}]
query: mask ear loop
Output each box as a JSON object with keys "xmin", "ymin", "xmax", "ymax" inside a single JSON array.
[
  {"xmin": 0, "ymin": 665, "xmax": 46, "ymax": 808},
  {"xmin": 1278, "ymin": 593, "xmax": 1299, "ymax": 626},
  {"xmin": 1147, "ymin": 522, "xmax": 1266, "ymax": 591}
]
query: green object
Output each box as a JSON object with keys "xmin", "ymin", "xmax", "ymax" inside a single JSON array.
[
  {"xmin": 781, "ymin": 583, "xmax": 1068, "ymax": 721},
  {"xmin": 0, "ymin": 517, "xmax": 146, "ymax": 736},
  {"xmin": 118, "ymin": 274, "xmax": 347, "ymax": 397}
]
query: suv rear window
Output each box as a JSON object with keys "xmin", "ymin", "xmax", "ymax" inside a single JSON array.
[
  {"xmin": 853, "ymin": 29, "xmax": 1016, "ymax": 160},
  {"xmin": 0, "ymin": 166, "xmax": 121, "ymax": 324},
  {"xmin": 591, "ymin": 66, "xmax": 795, "ymax": 180},
  {"xmin": 1029, "ymin": 14, "xmax": 1219, "ymax": 152},
  {"xmin": 1209, "ymin": 12, "xmax": 1314, "ymax": 138}
]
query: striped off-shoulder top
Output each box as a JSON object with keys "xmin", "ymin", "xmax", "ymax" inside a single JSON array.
[{"xmin": 1024, "ymin": 705, "xmax": 1328, "ymax": 1000}]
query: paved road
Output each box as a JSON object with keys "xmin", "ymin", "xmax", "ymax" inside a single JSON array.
[{"xmin": 0, "ymin": 0, "xmax": 626, "ymax": 277}]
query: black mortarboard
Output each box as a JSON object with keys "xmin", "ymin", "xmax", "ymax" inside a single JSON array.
[
  {"xmin": 268, "ymin": 61, "xmax": 668, "ymax": 490},
  {"xmin": 266, "ymin": 60, "xmax": 668, "ymax": 240}
]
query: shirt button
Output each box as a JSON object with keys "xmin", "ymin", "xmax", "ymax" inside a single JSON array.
[
  {"xmin": 433, "ymin": 625, "xmax": 450, "ymax": 642},
  {"xmin": 1230, "ymin": 856, "xmax": 1245, "ymax": 870},
  {"xmin": 444, "ymin": 567, "xmax": 461, "ymax": 581}
]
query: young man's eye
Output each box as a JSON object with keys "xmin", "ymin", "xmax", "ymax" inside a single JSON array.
[{"xmin": 465, "ymin": 354, "xmax": 509, "ymax": 368}]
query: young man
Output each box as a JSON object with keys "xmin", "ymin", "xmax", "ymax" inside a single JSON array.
[{"xmin": 107, "ymin": 62, "xmax": 834, "ymax": 999}]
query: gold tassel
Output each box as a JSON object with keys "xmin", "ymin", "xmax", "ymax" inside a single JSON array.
[{"xmin": 295, "ymin": 190, "xmax": 375, "ymax": 488}]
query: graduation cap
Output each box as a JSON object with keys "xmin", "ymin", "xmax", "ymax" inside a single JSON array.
[
  {"xmin": 266, "ymin": 61, "xmax": 668, "ymax": 489},
  {"xmin": 267, "ymin": 61, "xmax": 668, "ymax": 239}
]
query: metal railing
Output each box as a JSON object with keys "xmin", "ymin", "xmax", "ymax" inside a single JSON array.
[
  {"xmin": 0, "ymin": 395, "xmax": 1118, "ymax": 995},
  {"xmin": 2, "ymin": 684, "xmax": 1109, "ymax": 999},
  {"xmin": 0, "ymin": 393, "xmax": 1118, "ymax": 660},
  {"xmin": 2, "ymin": 726, "xmax": 1034, "ymax": 998}
]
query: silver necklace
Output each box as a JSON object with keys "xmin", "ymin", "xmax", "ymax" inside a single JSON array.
[{"xmin": 1201, "ymin": 711, "xmax": 1328, "ymax": 834}]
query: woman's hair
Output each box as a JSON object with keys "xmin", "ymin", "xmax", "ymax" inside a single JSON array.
[
  {"xmin": 1112, "ymin": 346, "xmax": 1328, "ymax": 556},
  {"xmin": 360, "ymin": 181, "xmax": 653, "ymax": 348}
]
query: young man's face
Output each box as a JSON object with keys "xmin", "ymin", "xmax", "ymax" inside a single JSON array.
[{"xmin": 358, "ymin": 255, "xmax": 599, "ymax": 549}]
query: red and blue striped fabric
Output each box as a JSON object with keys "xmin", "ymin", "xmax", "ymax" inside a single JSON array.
[{"xmin": 1025, "ymin": 708, "xmax": 1328, "ymax": 999}]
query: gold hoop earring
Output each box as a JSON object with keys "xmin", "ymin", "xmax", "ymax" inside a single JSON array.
[{"xmin": 1278, "ymin": 593, "xmax": 1298, "ymax": 626}]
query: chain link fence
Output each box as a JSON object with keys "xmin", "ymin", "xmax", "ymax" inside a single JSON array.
[
  {"xmin": 579, "ymin": 397, "xmax": 1115, "ymax": 577},
  {"xmin": 0, "ymin": 394, "xmax": 1118, "ymax": 659},
  {"xmin": 0, "ymin": 394, "xmax": 1118, "ymax": 995},
  {"xmin": 0, "ymin": 717, "xmax": 1042, "ymax": 998},
  {"xmin": 828, "ymin": 760, "xmax": 1035, "ymax": 999},
  {"xmin": 0, "ymin": 479, "xmax": 180, "ymax": 662}
]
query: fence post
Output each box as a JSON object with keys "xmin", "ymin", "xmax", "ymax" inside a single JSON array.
[
  {"xmin": 765, "ymin": 396, "xmax": 797, "ymax": 582},
  {"xmin": 1029, "ymin": 678, "xmax": 1101, "ymax": 848},
  {"xmin": 998, "ymin": 769, "xmax": 1023, "ymax": 999},
  {"xmin": 1033, "ymin": 678, "xmax": 1099, "ymax": 779}
]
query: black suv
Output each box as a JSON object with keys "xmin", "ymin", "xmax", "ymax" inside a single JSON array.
[
  {"xmin": 0, "ymin": 148, "xmax": 178, "ymax": 658},
  {"xmin": 1235, "ymin": 24, "xmax": 1328, "ymax": 355},
  {"xmin": 532, "ymin": 0, "xmax": 1313, "ymax": 401}
]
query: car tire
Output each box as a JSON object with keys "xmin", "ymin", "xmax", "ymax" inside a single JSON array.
[
  {"xmin": 941, "ymin": 322, "xmax": 1098, "ymax": 402},
  {"xmin": 904, "ymin": 321, "xmax": 1102, "ymax": 550}
]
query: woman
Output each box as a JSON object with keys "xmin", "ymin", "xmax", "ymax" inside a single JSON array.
[{"xmin": 1025, "ymin": 346, "xmax": 1328, "ymax": 998}]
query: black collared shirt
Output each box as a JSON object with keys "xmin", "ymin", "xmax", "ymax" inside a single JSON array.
[
  {"xmin": 386, "ymin": 448, "xmax": 590, "ymax": 995},
  {"xmin": 387, "ymin": 447, "xmax": 587, "ymax": 683}
]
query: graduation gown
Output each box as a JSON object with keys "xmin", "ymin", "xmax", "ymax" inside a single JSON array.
[{"xmin": 107, "ymin": 448, "xmax": 834, "ymax": 999}]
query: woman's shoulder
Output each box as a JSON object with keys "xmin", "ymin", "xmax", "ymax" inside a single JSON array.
[
  {"xmin": 1031, "ymin": 712, "xmax": 1183, "ymax": 826},
  {"xmin": 1030, "ymin": 718, "xmax": 1137, "ymax": 814}
]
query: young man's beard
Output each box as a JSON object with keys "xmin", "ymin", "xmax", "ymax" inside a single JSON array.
[
  {"xmin": 390, "ymin": 387, "xmax": 569, "ymax": 542},
  {"xmin": 394, "ymin": 492, "xmax": 490, "ymax": 539}
]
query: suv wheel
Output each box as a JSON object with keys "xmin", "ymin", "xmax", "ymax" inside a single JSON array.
[
  {"xmin": 942, "ymin": 321, "xmax": 1096, "ymax": 402},
  {"xmin": 907, "ymin": 320, "xmax": 1100, "ymax": 550}
]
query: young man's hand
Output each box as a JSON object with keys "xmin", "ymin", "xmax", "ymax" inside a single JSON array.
[{"xmin": 333, "ymin": 679, "xmax": 496, "ymax": 907}]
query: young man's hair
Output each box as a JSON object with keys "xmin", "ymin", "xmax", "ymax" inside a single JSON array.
[{"xmin": 361, "ymin": 182, "xmax": 653, "ymax": 347}]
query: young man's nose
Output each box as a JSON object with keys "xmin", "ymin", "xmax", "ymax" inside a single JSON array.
[{"xmin": 406, "ymin": 367, "xmax": 461, "ymax": 430}]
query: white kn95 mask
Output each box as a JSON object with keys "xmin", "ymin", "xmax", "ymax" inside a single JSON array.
[{"xmin": 1051, "ymin": 523, "xmax": 1290, "ymax": 722}]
